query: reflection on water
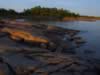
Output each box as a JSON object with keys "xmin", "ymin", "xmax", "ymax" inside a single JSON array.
[{"xmin": 38, "ymin": 20, "xmax": 100, "ymax": 59}]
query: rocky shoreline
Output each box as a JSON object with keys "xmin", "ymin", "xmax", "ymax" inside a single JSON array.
[{"xmin": 0, "ymin": 20, "xmax": 100, "ymax": 75}]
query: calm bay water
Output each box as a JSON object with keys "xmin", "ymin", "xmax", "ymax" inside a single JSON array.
[{"xmin": 38, "ymin": 20, "xmax": 100, "ymax": 59}]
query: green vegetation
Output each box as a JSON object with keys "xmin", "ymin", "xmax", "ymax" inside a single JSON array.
[
  {"xmin": 0, "ymin": 6, "xmax": 80, "ymax": 20},
  {"xmin": 23, "ymin": 6, "xmax": 79, "ymax": 17},
  {"xmin": 0, "ymin": 8, "xmax": 18, "ymax": 18}
]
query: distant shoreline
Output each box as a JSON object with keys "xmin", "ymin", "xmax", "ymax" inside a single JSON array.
[
  {"xmin": 1, "ymin": 16, "xmax": 100, "ymax": 22},
  {"xmin": 63, "ymin": 16, "xmax": 100, "ymax": 21}
]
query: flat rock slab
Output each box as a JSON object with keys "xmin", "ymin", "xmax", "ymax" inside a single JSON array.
[
  {"xmin": 0, "ymin": 48, "xmax": 99, "ymax": 75},
  {"xmin": 0, "ymin": 23, "xmax": 95, "ymax": 75}
]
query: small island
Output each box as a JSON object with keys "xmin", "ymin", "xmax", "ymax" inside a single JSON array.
[{"xmin": 0, "ymin": 6, "xmax": 99, "ymax": 21}]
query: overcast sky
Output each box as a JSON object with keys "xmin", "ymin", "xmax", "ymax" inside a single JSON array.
[{"xmin": 0, "ymin": 0, "xmax": 99, "ymax": 16}]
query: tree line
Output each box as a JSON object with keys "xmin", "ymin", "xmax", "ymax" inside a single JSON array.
[{"xmin": 0, "ymin": 6, "xmax": 80, "ymax": 20}]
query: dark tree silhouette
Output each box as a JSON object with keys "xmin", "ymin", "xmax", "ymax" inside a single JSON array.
[{"xmin": 0, "ymin": 6, "xmax": 80, "ymax": 20}]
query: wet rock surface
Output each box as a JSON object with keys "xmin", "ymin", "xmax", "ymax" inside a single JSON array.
[{"xmin": 0, "ymin": 20, "xmax": 99, "ymax": 75}]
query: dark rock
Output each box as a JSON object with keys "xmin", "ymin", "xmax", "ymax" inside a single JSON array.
[
  {"xmin": 70, "ymin": 36, "xmax": 82, "ymax": 41},
  {"xmin": 32, "ymin": 24, "xmax": 48, "ymax": 30},
  {"xmin": 0, "ymin": 20, "xmax": 5, "ymax": 24},
  {"xmin": 0, "ymin": 32, "xmax": 9, "ymax": 38},
  {"xmin": 84, "ymin": 50, "xmax": 95, "ymax": 54},
  {"xmin": 0, "ymin": 63, "xmax": 11, "ymax": 75},
  {"xmin": 40, "ymin": 43, "xmax": 48, "ymax": 49},
  {"xmin": 75, "ymin": 39, "xmax": 85, "ymax": 44}
]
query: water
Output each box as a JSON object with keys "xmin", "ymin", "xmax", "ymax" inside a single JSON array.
[{"xmin": 39, "ymin": 20, "xmax": 100, "ymax": 59}]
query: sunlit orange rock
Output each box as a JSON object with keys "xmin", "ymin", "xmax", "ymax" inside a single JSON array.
[{"xmin": 1, "ymin": 28, "xmax": 49, "ymax": 44}]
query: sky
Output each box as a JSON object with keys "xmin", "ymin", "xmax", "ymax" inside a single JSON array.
[{"xmin": 0, "ymin": 0, "xmax": 99, "ymax": 16}]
